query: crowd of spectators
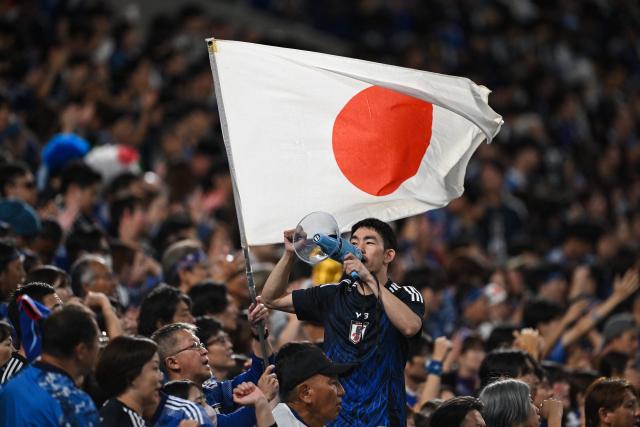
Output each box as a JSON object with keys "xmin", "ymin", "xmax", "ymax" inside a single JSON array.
[{"xmin": 0, "ymin": 0, "xmax": 639, "ymax": 426}]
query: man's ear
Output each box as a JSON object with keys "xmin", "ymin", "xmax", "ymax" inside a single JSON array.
[
  {"xmin": 298, "ymin": 383, "xmax": 313, "ymax": 404},
  {"xmin": 599, "ymin": 407, "xmax": 611, "ymax": 424},
  {"xmin": 74, "ymin": 341, "xmax": 93, "ymax": 362},
  {"xmin": 383, "ymin": 248, "xmax": 396, "ymax": 265},
  {"xmin": 165, "ymin": 355, "xmax": 181, "ymax": 372}
]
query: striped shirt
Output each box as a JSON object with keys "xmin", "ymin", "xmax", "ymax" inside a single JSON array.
[
  {"xmin": 151, "ymin": 392, "xmax": 215, "ymax": 427},
  {"xmin": 100, "ymin": 399, "xmax": 148, "ymax": 427},
  {"xmin": 0, "ymin": 353, "xmax": 26, "ymax": 384}
]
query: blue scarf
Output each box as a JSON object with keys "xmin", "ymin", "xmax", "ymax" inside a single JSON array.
[{"xmin": 17, "ymin": 294, "xmax": 51, "ymax": 362}]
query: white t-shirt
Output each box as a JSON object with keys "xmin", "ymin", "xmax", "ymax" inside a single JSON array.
[{"xmin": 272, "ymin": 403, "xmax": 308, "ymax": 427}]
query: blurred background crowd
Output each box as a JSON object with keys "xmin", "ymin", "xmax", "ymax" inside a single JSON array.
[{"xmin": 0, "ymin": 0, "xmax": 639, "ymax": 426}]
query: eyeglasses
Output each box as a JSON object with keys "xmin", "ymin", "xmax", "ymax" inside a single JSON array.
[{"xmin": 170, "ymin": 340, "xmax": 206, "ymax": 357}]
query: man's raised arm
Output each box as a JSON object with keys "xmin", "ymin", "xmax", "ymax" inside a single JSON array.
[{"xmin": 261, "ymin": 229, "xmax": 296, "ymax": 313}]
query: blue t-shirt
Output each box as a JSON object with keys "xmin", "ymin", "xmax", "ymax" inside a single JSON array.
[
  {"xmin": 292, "ymin": 278, "xmax": 425, "ymax": 427},
  {"xmin": 0, "ymin": 362, "xmax": 99, "ymax": 427}
]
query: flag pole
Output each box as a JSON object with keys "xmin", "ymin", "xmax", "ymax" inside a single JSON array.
[{"xmin": 207, "ymin": 38, "xmax": 270, "ymax": 368}]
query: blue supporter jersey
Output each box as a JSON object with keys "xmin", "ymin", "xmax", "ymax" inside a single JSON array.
[
  {"xmin": 0, "ymin": 362, "xmax": 99, "ymax": 426},
  {"xmin": 292, "ymin": 278, "xmax": 425, "ymax": 427},
  {"xmin": 203, "ymin": 352, "xmax": 273, "ymax": 411},
  {"xmin": 201, "ymin": 352, "xmax": 274, "ymax": 427},
  {"xmin": 150, "ymin": 392, "xmax": 214, "ymax": 427}
]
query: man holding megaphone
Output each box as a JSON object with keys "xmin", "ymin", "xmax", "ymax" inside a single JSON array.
[{"xmin": 262, "ymin": 218, "xmax": 425, "ymax": 427}]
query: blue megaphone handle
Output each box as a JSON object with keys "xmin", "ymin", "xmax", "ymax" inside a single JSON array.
[{"xmin": 313, "ymin": 234, "xmax": 363, "ymax": 281}]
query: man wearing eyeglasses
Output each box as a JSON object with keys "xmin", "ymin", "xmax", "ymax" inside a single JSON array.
[{"xmin": 151, "ymin": 297, "xmax": 274, "ymax": 427}]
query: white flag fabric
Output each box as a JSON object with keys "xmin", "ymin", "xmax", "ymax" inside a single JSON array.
[{"xmin": 207, "ymin": 39, "xmax": 503, "ymax": 245}]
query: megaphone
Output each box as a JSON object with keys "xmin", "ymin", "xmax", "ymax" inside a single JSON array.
[{"xmin": 293, "ymin": 211, "xmax": 363, "ymax": 281}]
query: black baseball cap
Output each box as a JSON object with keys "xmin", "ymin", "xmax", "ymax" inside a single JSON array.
[{"xmin": 275, "ymin": 342, "xmax": 356, "ymax": 399}]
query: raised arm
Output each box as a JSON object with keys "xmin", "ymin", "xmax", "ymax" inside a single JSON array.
[
  {"xmin": 414, "ymin": 336, "xmax": 452, "ymax": 412},
  {"xmin": 261, "ymin": 230, "xmax": 297, "ymax": 313},
  {"xmin": 560, "ymin": 268, "xmax": 638, "ymax": 348}
]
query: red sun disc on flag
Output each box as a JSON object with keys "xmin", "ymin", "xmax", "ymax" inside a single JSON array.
[{"xmin": 332, "ymin": 85, "xmax": 433, "ymax": 196}]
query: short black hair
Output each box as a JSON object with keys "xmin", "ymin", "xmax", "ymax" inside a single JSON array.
[
  {"xmin": 598, "ymin": 351, "xmax": 629, "ymax": 378},
  {"xmin": 461, "ymin": 334, "xmax": 485, "ymax": 354},
  {"xmin": 65, "ymin": 223, "xmax": 107, "ymax": 263},
  {"xmin": 138, "ymin": 285, "xmax": 192, "ymax": 337},
  {"xmin": 106, "ymin": 172, "xmax": 141, "ymax": 199},
  {"xmin": 8, "ymin": 281, "xmax": 56, "ymax": 348},
  {"xmin": 60, "ymin": 161, "xmax": 102, "ymax": 194},
  {"xmin": 42, "ymin": 305, "xmax": 98, "ymax": 358},
  {"xmin": 26, "ymin": 265, "xmax": 70, "ymax": 289},
  {"xmin": 109, "ymin": 193, "xmax": 144, "ymax": 236},
  {"xmin": 95, "ymin": 335, "xmax": 158, "ymax": 398},
  {"xmin": 0, "ymin": 161, "xmax": 30, "ymax": 197},
  {"xmin": 568, "ymin": 369, "xmax": 600, "ymax": 409},
  {"xmin": 486, "ymin": 324, "xmax": 518, "ymax": 352},
  {"xmin": 407, "ymin": 332, "xmax": 432, "ymax": 360},
  {"xmin": 479, "ymin": 349, "xmax": 541, "ymax": 389},
  {"xmin": 194, "ymin": 316, "xmax": 224, "ymax": 347},
  {"xmin": 0, "ymin": 238, "xmax": 18, "ymax": 271},
  {"xmin": 404, "ymin": 266, "xmax": 446, "ymax": 293},
  {"xmin": 152, "ymin": 214, "xmax": 195, "ymax": 256},
  {"xmin": 188, "ymin": 281, "xmax": 228, "ymax": 317},
  {"xmin": 429, "ymin": 396, "xmax": 484, "ymax": 427},
  {"xmin": 522, "ymin": 299, "xmax": 563, "ymax": 329},
  {"xmin": 350, "ymin": 218, "xmax": 397, "ymax": 251},
  {"xmin": 37, "ymin": 219, "xmax": 64, "ymax": 246}
]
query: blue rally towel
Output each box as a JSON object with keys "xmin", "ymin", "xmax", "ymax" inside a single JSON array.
[{"xmin": 17, "ymin": 294, "xmax": 51, "ymax": 362}]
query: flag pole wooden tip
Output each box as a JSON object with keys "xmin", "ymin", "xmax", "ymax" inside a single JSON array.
[{"xmin": 207, "ymin": 39, "xmax": 218, "ymax": 54}]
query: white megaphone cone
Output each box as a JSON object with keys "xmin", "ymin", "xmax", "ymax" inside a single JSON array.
[{"xmin": 293, "ymin": 211, "xmax": 363, "ymax": 281}]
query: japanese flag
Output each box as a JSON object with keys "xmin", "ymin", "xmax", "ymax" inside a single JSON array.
[{"xmin": 207, "ymin": 39, "xmax": 503, "ymax": 245}]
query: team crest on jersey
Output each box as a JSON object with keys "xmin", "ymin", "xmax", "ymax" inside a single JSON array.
[{"xmin": 349, "ymin": 321, "xmax": 369, "ymax": 344}]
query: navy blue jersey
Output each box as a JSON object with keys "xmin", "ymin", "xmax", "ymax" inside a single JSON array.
[{"xmin": 292, "ymin": 278, "xmax": 425, "ymax": 427}]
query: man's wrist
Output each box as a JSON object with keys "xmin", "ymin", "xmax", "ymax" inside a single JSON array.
[{"xmin": 426, "ymin": 360, "xmax": 443, "ymax": 376}]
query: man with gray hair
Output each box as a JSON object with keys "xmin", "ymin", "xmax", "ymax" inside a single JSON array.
[
  {"xmin": 151, "ymin": 317, "xmax": 273, "ymax": 427},
  {"xmin": 70, "ymin": 254, "xmax": 117, "ymax": 298},
  {"xmin": 69, "ymin": 254, "xmax": 122, "ymax": 338}
]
